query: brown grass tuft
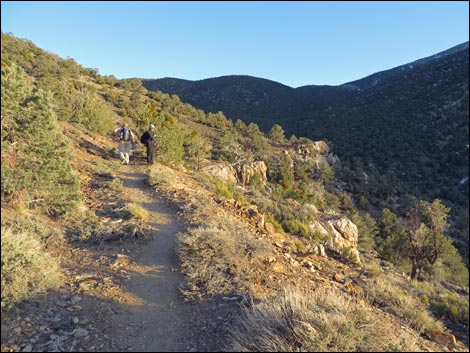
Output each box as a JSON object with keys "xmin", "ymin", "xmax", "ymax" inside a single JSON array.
[{"xmin": 230, "ymin": 286, "xmax": 422, "ymax": 352}]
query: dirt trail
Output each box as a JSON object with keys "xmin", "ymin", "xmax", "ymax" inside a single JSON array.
[{"xmin": 104, "ymin": 165, "xmax": 216, "ymax": 352}]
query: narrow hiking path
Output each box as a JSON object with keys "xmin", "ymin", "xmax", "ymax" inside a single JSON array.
[
  {"xmin": 102, "ymin": 165, "xmax": 193, "ymax": 352},
  {"xmin": 100, "ymin": 164, "xmax": 231, "ymax": 352},
  {"xmin": 110, "ymin": 165, "xmax": 188, "ymax": 352}
]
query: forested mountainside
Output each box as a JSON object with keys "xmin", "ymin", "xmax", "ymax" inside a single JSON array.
[
  {"xmin": 142, "ymin": 42, "xmax": 469, "ymax": 260},
  {"xmin": 2, "ymin": 32, "xmax": 468, "ymax": 352}
]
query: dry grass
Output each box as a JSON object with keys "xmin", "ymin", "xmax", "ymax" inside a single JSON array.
[
  {"xmin": 193, "ymin": 171, "xmax": 235, "ymax": 199},
  {"xmin": 1, "ymin": 227, "xmax": 62, "ymax": 308},
  {"xmin": 178, "ymin": 212, "xmax": 272, "ymax": 300},
  {"xmin": 363, "ymin": 259, "xmax": 384, "ymax": 279},
  {"xmin": 230, "ymin": 286, "xmax": 422, "ymax": 352},
  {"xmin": 364, "ymin": 274, "xmax": 443, "ymax": 334},
  {"xmin": 125, "ymin": 202, "xmax": 148, "ymax": 222},
  {"xmin": 147, "ymin": 165, "xmax": 176, "ymax": 188}
]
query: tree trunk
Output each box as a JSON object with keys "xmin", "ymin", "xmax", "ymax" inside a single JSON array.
[{"xmin": 410, "ymin": 263, "xmax": 419, "ymax": 280}]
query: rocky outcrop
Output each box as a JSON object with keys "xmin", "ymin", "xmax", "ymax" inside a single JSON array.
[
  {"xmin": 232, "ymin": 161, "xmax": 267, "ymax": 186},
  {"xmin": 309, "ymin": 214, "xmax": 361, "ymax": 264},
  {"xmin": 202, "ymin": 161, "xmax": 267, "ymax": 186},
  {"xmin": 279, "ymin": 140, "xmax": 340, "ymax": 170},
  {"xmin": 311, "ymin": 141, "xmax": 330, "ymax": 154},
  {"xmin": 429, "ymin": 329, "xmax": 457, "ymax": 349},
  {"xmin": 201, "ymin": 164, "xmax": 238, "ymax": 184}
]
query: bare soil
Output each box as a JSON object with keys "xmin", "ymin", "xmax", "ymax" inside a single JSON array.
[
  {"xmin": 95, "ymin": 165, "xmax": 236, "ymax": 352},
  {"xmin": 1, "ymin": 142, "xmax": 237, "ymax": 352}
]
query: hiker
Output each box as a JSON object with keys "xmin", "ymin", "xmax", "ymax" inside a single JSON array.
[
  {"xmin": 140, "ymin": 124, "xmax": 156, "ymax": 165},
  {"xmin": 113, "ymin": 123, "xmax": 135, "ymax": 165}
]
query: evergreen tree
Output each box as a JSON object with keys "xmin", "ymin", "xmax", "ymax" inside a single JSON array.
[
  {"xmin": 403, "ymin": 199, "xmax": 457, "ymax": 280},
  {"xmin": 376, "ymin": 208, "xmax": 407, "ymax": 262},
  {"xmin": 185, "ymin": 130, "xmax": 210, "ymax": 170},
  {"xmin": 268, "ymin": 123, "xmax": 286, "ymax": 143},
  {"xmin": 1, "ymin": 63, "xmax": 80, "ymax": 215},
  {"xmin": 153, "ymin": 113, "xmax": 189, "ymax": 165}
]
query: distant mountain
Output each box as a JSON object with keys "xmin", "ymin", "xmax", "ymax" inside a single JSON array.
[
  {"xmin": 337, "ymin": 41, "xmax": 469, "ymax": 91},
  {"xmin": 142, "ymin": 41, "xmax": 469, "ymax": 212},
  {"xmin": 143, "ymin": 75, "xmax": 308, "ymax": 129},
  {"xmin": 298, "ymin": 45, "xmax": 469, "ymax": 205},
  {"xmin": 142, "ymin": 42, "xmax": 468, "ymax": 128}
]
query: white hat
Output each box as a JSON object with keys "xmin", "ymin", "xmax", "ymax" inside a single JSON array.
[{"xmin": 149, "ymin": 124, "xmax": 155, "ymax": 129}]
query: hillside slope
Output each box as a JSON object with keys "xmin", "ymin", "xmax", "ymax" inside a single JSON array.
[
  {"xmin": 2, "ymin": 32, "xmax": 469, "ymax": 352},
  {"xmin": 142, "ymin": 42, "xmax": 470, "ymax": 260}
]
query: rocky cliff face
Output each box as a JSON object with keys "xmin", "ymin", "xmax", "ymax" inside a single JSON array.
[{"xmin": 201, "ymin": 160, "xmax": 268, "ymax": 186}]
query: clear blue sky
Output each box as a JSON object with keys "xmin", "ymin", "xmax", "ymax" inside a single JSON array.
[{"xmin": 2, "ymin": 1, "xmax": 468, "ymax": 87}]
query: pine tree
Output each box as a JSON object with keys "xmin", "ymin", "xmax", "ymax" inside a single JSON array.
[
  {"xmin": 1, "ymin": 63, "xmax": 80, "ymax": 215},
  {"xmin": 268, "ymin": 124, "xmax": 286, "ymax": 143},
  {"xmin": 402, "ymin": 199, "xmax": 459, "ymax": 280}
]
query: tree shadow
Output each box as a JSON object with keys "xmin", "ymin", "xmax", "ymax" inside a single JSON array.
[
  {"xmin": 1, "ymin": 231, "xmax": 239, "ymax": 352},
  {"xmin": 78, "ymin": 136, "xmax": 114, "ymax": 160}
]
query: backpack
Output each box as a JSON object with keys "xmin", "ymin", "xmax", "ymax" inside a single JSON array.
[
  {"xmin": 120, "ymin": 127, "xmax": 131, "ymax": 141},
  {"xmin": 140, "ymin": 133, "xmax": 146, "ymax": 144}
]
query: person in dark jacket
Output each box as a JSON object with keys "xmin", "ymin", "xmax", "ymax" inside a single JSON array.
[{"xmin": 140, "ymin": 124, "xmax": 156, "ymax": 165}]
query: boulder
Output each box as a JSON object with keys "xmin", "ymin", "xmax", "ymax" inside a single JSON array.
[
  {"xmin": 201, "ymin": 161, "xmax": 267, "ymax": 186},
  {"xmin": 232, "ymin": 161, "xmax": 267, "ymax": 186},
  {"xmin": 322, "ymin": 216, "xmax": 359, "ymax": 245},
  {"xmin": 247, "ymin": 206, "xmax": 265, "ymax": 228},
  {"xmin": 310, "ymin": 214, "xmax": 360, "ymax": 263},
  {"xmin": 429, "ymin": 329, "xmax": 457, "ymax": 348},
  {"xmin": 311, "ymin": 140, "xmax": 330, "ymax": 154},
  {"xmin": 201, "ymin": 164, "xmax": 237, "ymax": 184}
]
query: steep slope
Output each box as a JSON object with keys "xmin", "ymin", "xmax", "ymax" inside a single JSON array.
[
  {"xmin": 296, "ymin": 47, "xmax": 469, "ymax": 204},
  {"xmin": 2, "ymin": 32, "xmax": 469, "ymax": 353},
  {"xmin": 142, "ymin": 43, "xmax": 469, "ymax": 256},
  {"xmin": 339, "ymin": 42, "xmax": 469, "ymax": 91}
]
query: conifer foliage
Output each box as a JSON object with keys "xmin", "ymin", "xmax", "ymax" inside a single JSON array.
[{"xmin": 1, "ymin": 63, "xmax": 80, "ymax": 215}]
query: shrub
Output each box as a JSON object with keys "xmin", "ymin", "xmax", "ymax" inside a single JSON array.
[
  {"xmin": 293, "ymin": 239, "xmax": 307, "ymax": 253},
  {"xmin": 310, "ymin": 230, "xmax": 328, "ymax": 243},
  {"xmin": 431, "ymin": 293, "xmax": 469, "ymax": 326},
  {"xmin": 214, "ymin": 180, "xmax": 234, "ymax": 199},
  {"xmin": 283, "ymin": 219, "xmax": 309, "ymax": 237},
  {"xmin": 420, "ymin": 294, "xmax": 430, "ymax": 305},
  {"xmin": 125, "ymin": 202, "xmax": 148, "ymax": 222},
  {"xmin": 363, "ymin": 260, "xmax": 384, "ymax": 279},
  {"xmin": 1, "ymin": 227, "xmax": 61, "ymax": 308},
  {"xmin": 79, "ymin": 226, "xmax": 94, "ymax": 241},
  {"xmin": 62, "ymin": 202, "xmax": 99, "ymax": 227},
  {"xmin": 264, "ymin": 213, "xmax": 285, "ymax": 235},
  {"xmin": 248, "ymin": 173, "xmax": 264, "ymax": 193},
  {"xmin": 178, "ymin": 213, "xmax": 272, "ymax": 300},
  {"xmin": 339, "ymin": 245, "xmax": 361, "ymax": 265},
  {"xmin": 230, "ymin": 286, "xmax": 421, "ymax": 352}
]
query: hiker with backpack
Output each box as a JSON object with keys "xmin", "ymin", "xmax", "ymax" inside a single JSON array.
[
  {"xmin": 113, "ymin": 123, "xmax": 135, "ymax": 165},
  {"xmin": 140, "ymin": 124, "xmax": 156, "ymax": 165}
]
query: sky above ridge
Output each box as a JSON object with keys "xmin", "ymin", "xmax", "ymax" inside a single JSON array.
[{"xmin": 1, "ymin": 1, "xmax": 468, "ymax": 87}]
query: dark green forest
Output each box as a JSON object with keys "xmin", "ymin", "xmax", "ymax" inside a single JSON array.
[{"xmin": 142, "ymin": 44, "xmax": 469, "ymax": 262}]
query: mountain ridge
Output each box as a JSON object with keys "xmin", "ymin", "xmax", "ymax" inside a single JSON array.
[
  {"xmin": 142, "ymin": 41, "xmax": 469, "ymax": 261},
  {"xmin": 143, "ymin": 41, "xmax": 469, "ymax": 90},
  {"xmin": 2, "ymin": 31, "xmax": 469, "ymax": 353},
  {"xmin": 141, "ymin": 41, "xmax": 469, "ymax": 130}
]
